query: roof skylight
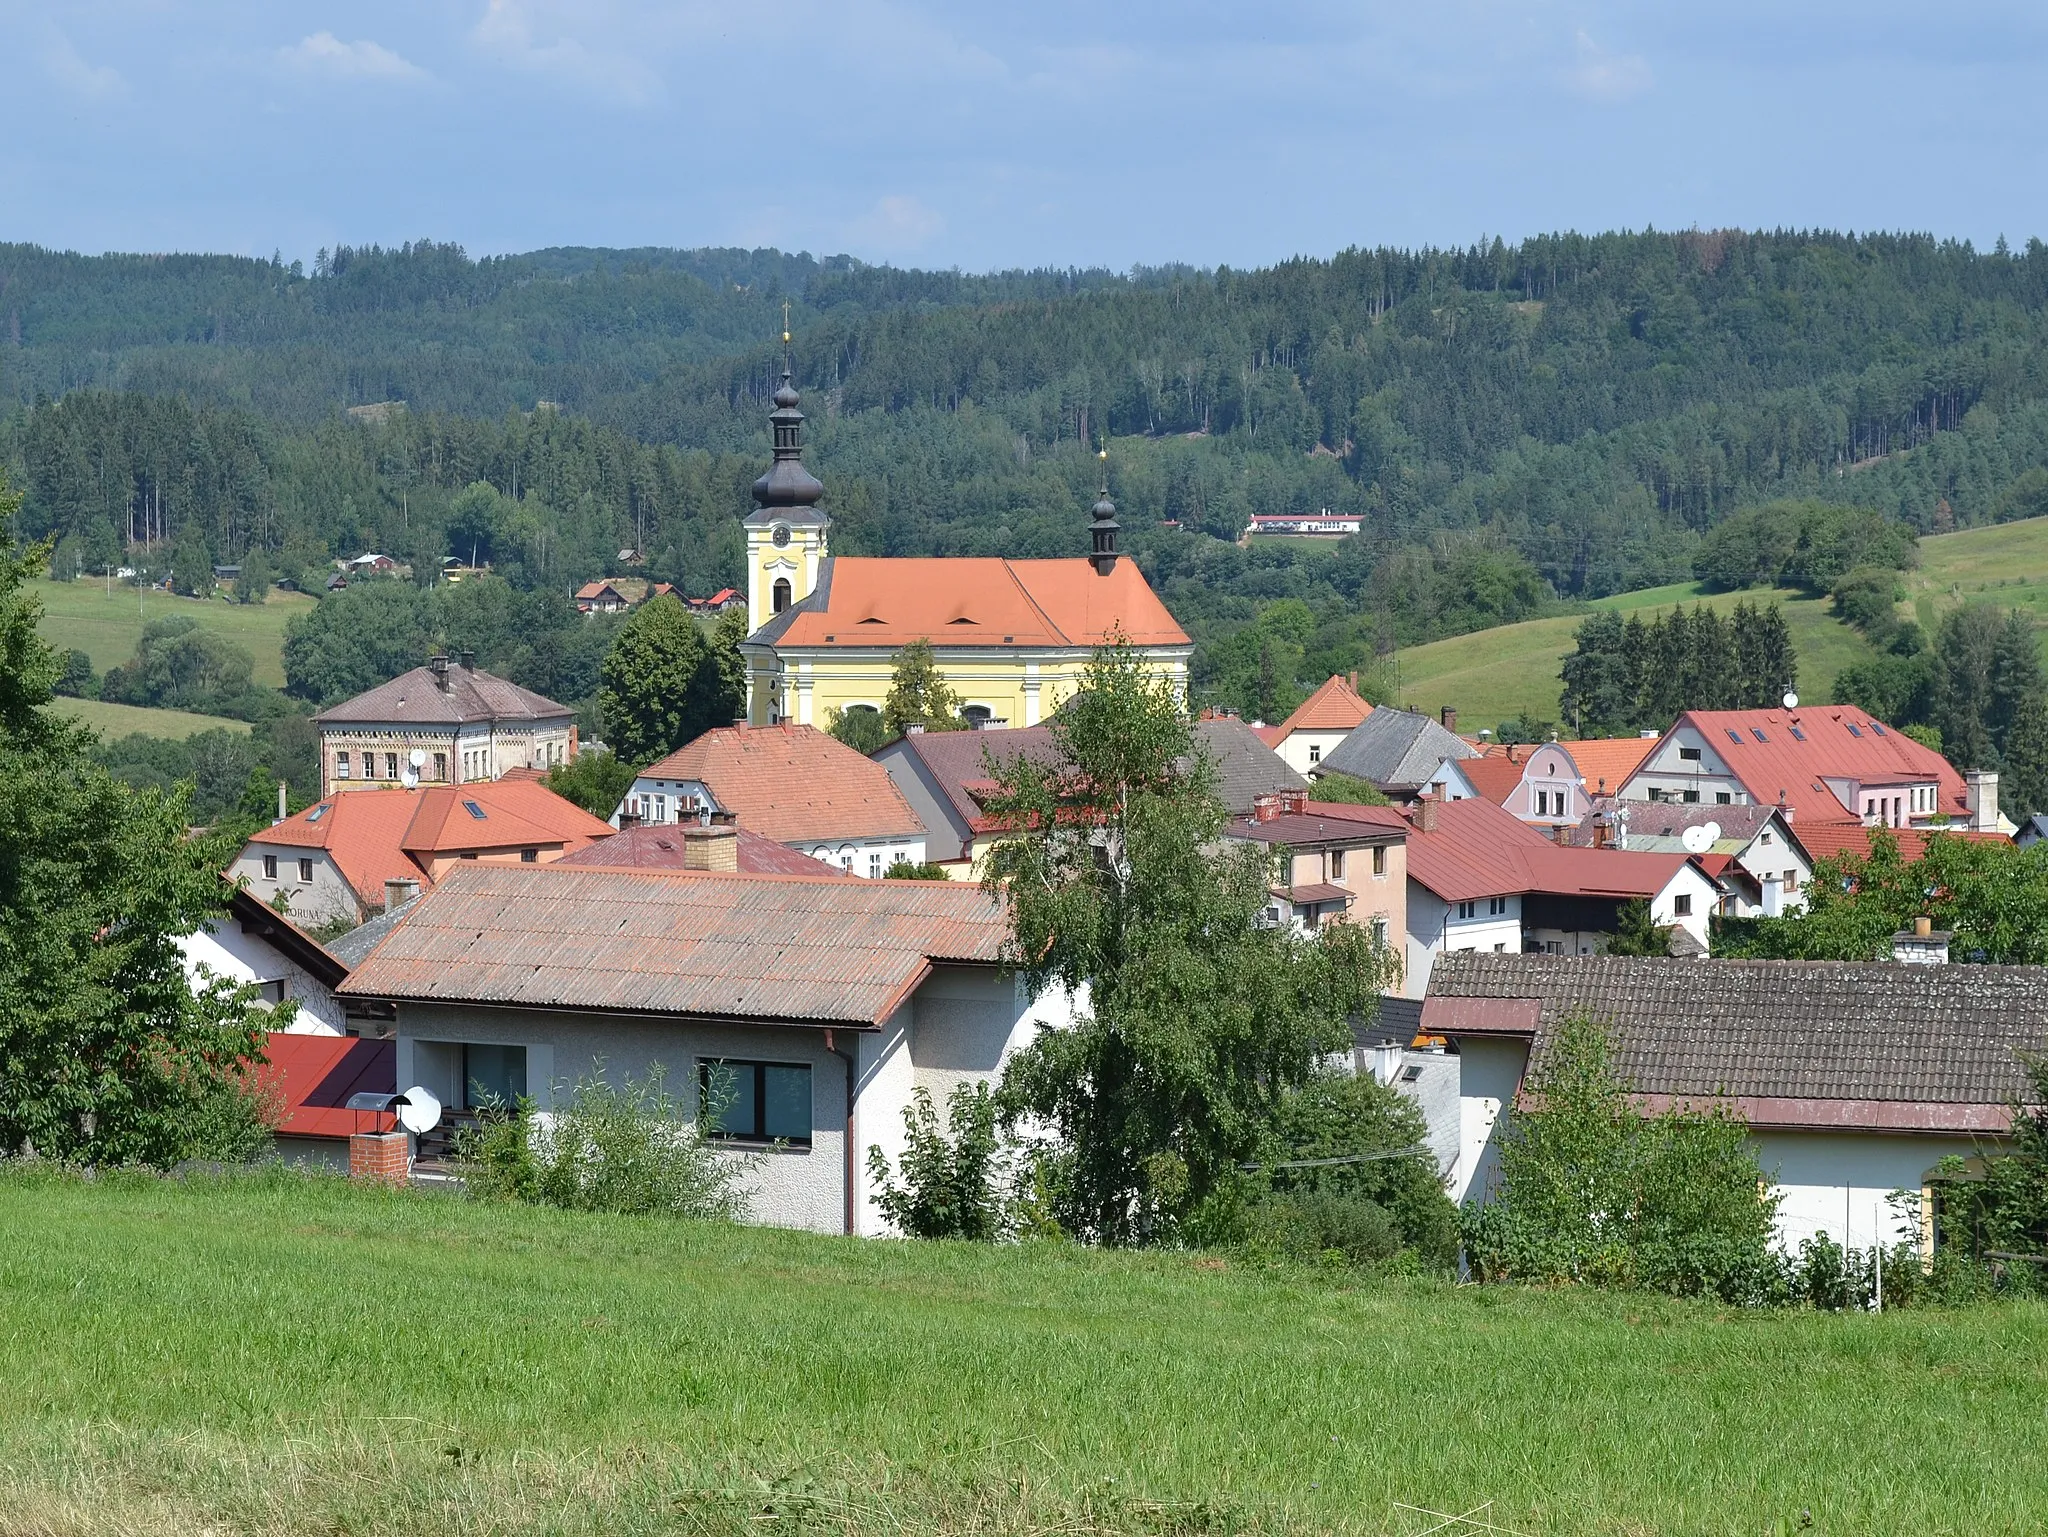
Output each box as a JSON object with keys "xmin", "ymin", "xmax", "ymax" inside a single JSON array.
[
  {"xmin": 1751, "ymin": 728, "xmax": 1769, "ymax": 742},
  {"xmin": 307, "ymin": 804, "xmax": 330, "ymax": 823},
  {"xmin": 1871, "ymin": 722, "xmax": 1888, "ymax": 736},
  {"xmin": 1726, "ymin": 729, "xmax": 1743, "ymax": 744},
  {"xmin": 463, "ymin": 800, "xmax": 488, "ymax": 819},
  {"xmin": 1847, "ymin": 723, "xmax": 1863, "ymax": 737}
]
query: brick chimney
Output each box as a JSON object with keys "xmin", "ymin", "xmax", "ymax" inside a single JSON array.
[
  {"xmin": 682, "ymin": 823, "xmax": 739, "ymax": 871},
  {"xmin": 430, "ymin": 653, "xmax": 450, "ymax": 690},
  {"xmin": 459, "ymin": 648, "xmax": 476, "ymax": 672},
  {"xmin": 1440, "ymin": 705, "xmax": 1457, "ymax": 733},
  {"xmin": 384, "ymin": 877, "xmax": 421, "ymax": 911},
  {"xmin": 1253, "ymin": 792, "xmax": 1283, "ymax": 823},
  {"xmin": 1415, "ymin": 793, "xmax": 1439, "ymax": 834}
]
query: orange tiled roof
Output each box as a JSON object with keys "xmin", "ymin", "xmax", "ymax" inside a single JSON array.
[
  {"xmin": 242, "ymin": 780, "xmax": 614, "ymax": 906},
  {"xmin": 1557, "ymin": 737, "xmax": 1660, "ymax": 795},
  {"xmin": 759, "ymin": 556, "xmax": 1188, "ymax": 649},
  {"xmin": 1453, "ymin": 754, "xmax": 1529, "ymax": 804},
  {"xmin": 639, "ymin": 724, "xmax": 926, "ymax": 844},
  {"xmin": 1273, "ymin": 675, "xmax": 1373, "ymax": 740},
  {"xmin": 1788, "ymin": 818, "xmax": 2006, "ymax": 864}
]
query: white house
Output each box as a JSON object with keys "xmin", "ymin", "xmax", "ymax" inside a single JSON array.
[
  {"xmin": 617, "ymin": 723, "xmax": 926, "ymax": 878},
  {"xmin": 1259, "ymin": 674, "xmax": 1373, "ymax": 775},
  {"xmin": 179, "ymin": 886, "xmax": 352, "ymax": 1035},
  {"xmin": 1423, "ymin": 949, "xmax": 2045, "ymax": 1255},
  {"xmin": 1399, "ymin": 794, "xmax": 1722, "ymax": 997},
  {"xmin": 337, "ymin": 862, "xmax": 1079, "ymax": 1234}
]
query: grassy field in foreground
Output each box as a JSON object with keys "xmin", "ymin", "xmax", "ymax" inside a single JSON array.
[
  {"xmin": 31, "ymin": 577, "xmax": 310, "ymax": 687},
  {"xmin": 1, "ymin": 1171, "xmax": 2044, "ymax": 1536},
  {"xmin": 51, "ymin": 695, "xmax": 254, "ymax": 739}
]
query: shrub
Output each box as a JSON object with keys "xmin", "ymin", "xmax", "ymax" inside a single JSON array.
[
  {"xmin": 1463, "ymin": 1013, "xmax": 1780, "ymax": 1300},
  {"xmin": 868, "ymin": 1083, "xmax": 1008, "ymax": 1239},
  {"xmin": 454, "ymin": 1064, "xmax": 752, "ymax": 1221}
]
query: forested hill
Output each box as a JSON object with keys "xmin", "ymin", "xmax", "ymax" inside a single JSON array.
[{"xmin": 8, "ymin": 229, "xmax": 2048, "ymax": 721}]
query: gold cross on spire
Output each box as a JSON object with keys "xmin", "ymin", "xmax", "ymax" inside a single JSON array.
[{"xmin": 782, "ymin": 300, "xmax": 792, "ymax": 345}]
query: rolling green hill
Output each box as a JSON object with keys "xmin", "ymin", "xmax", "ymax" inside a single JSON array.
[
  {"xmin": 31, "ymin": 578, "xmax": 309, "ymax": 686},
  {"xmin": 51, "ymin": 697, "xmax": 253, "ymax": 739},
  {"xmin": 1392, "ymin": 517, "xmax": 2048, "ymax": 730}
]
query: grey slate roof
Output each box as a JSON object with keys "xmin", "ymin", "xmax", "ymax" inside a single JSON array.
[
  {"xmin": 1195, "ymin": 716, "xmax": 1311, "ymax": 811},
  {"xmin": 744, "ymin": 556, "xmax": 834, "ymax": 646},
  {"xmin": 313, "ymin": 665, "xmax": 572, "ymax": 727},
  {"xmin": 1424, "ymin": 951, "xmax": 2048, "ymax": 1126},
  {"xmin": 326, "ymin": 896, "xmax": 423, "ymax": 969},
  {"xmin": 1565, "ymin": 800, "xmax": 1787, "ymax": 854},
  {"xmin": 1356, "ymin": 995, "xmax": 1424, "ymax": 1050},
  {"xmin": 1319, "ymin": 708, "xmax": 1477, "ymax": 791}
]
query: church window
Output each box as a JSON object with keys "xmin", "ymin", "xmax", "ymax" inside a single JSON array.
[{"xmin": 773, "ymin": 578, "xmax": 791, "ymax": 614}]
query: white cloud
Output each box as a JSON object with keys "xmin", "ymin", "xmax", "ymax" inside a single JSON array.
[
  {"xmin": 845, "ymin": 194, "xmax": 946, "ymax": 255},
  {"xmin": 1566, "ymin": 29, "xmax": 1653, "ymax": 102},
  {"xmin": 40, "ymin": 25, "xmax": 126, "ymax": 101},
  {"xmin": 280, "ymin": 33, "xmax": 429, "ymax": 82},
  {"xmin": 471, "ymin": 0, "xmax": 663, "ymax": 105}
]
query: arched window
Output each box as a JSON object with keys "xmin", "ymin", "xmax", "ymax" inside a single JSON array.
[
  {"xmin": 772, "ymin": 578, "xmax": 791, "ymax": 614},
  {"xmin": 961, "ymin": 704, "xmax": 993, "ymax": 727}
]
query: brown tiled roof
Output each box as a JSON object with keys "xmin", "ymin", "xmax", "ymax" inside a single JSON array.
[
  {"xmin": 312, "ymin": 664, "xmax": 572, "ymax": 726},
  {"xmin": 1273, "ymin": 882, "xmax": 1354, "ymax": 907},
  {"xmin": 1422, "ymin": 951, "xmax": 2048, "ymax": 1130},
  {"xmin": 639, "ymin": 724, "xmax": 924, "ymax": 843},
  {"xmin": 338, "ymin": 863, "xmax": 1005, "ymax": 1027},
  {"xmin": 751, "ymin": 556, "xmax": 1188, "ymax": 649},
  {"xmin": 558, "ymin": 822, "xmax": 849, "ymax": 877}
]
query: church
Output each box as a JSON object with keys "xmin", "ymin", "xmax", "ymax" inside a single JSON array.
[{"xmin": 738, "ymin": 363, "xmax": 1191, "ymax": 729}]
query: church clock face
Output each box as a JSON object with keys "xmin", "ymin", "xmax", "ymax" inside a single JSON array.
[{"xmin": 771, "ymin": 524, "xmax": 792, "ymax": 548}]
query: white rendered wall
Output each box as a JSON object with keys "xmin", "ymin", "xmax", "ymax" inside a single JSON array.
[
  {"xmin": 1753, "ymin": 1130, "xmax": 1977, "ymax": 1254},
  {"xmin": 179, "ymin": 916, "xmax": 346, "ymax": 1034},
  {"xmin": 227, "ymin": 844, "xmax": 363, "ymax": 927},
  {"xmin": 1451, "ymin": 1036, "xmax": 1530, "ymax": 1205}
]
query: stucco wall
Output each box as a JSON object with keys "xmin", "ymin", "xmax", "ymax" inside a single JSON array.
[
  {"xmin": 1754, "ymin": 1129, "xmax": 1978, "ymax": 1253},
  {"xmin": 1405, "ymin": 884, "xmax": 1521, "ymax": 998},
  {"xmin": 180, "ymin": 916, "xmax": 346, "ymax": 1034},
  {"xmin": 1449, "ymin": 1035, "xmax": 1529, "ymax": 1204},
  {"xmin": 227, "ymin": 844, "xmax": 363, "ymax": 927}
]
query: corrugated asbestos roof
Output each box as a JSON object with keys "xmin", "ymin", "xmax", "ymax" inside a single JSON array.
[
  {"xmin": 1423, "ymin": 950, "xmax": 2048, "ymax": 1119},
  {"xmin": 337, "ymin": 863, "xmax": 1008, "ymax": 1026}
]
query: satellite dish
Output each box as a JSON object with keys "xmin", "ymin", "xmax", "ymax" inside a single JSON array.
[
  {"xmin": 1702, "ymin": 820, "xmax": 1722, "ymax": 844},
  {"xmin": 1782, "ymin": 691, "xmax": 1799, "ymax": 711},
  {"xmin": 409, "ymin": 748, "xmax": 427, "ymax": 768},
  {"xmin": 1680, "ymin": 825, "xmax": 1714, "ymax": 854},
  {"xmin": 395, "ymin": 1086, "xmax": 442, "ymax": 1136},
  {"xmin": 401, "ymin": 768, "xmax": 420, "ymax": 789}
]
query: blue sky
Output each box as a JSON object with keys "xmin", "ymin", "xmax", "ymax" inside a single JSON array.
[{"xmin": 2, "ymin": 1, "xmax": 2043, "ymax": 271}]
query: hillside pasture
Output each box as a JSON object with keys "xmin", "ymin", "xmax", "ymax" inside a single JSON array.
[
  {"xmin": 1, "ymin": 1169, "xmax": 2044, "ymax": 1536},
  {"xmin": 30, "ymin": 577, "xmax": 310, "ymax": 687},
  {"xmin": 52, "ymin": 696, "xmax": 254, "ymax": 739}
]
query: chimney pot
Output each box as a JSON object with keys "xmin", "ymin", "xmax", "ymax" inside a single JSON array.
[
  {"xmin": 275, "ymin": 779, "xmax": 288, "ymax": 825},
  {"xmin": 1915, "ymin": 914, "xmax": 1932, "ymax": 937},
  {"xmin": 1416, "ymin": 793, "xmax": 1439, "ymax": 834},
  {"xmin": 681, "ymin": 823, "xmax": 739, "ymax": 872},
  {"xmin": 459, "ymin": 649, "xmax": 476, "ymax": 672},
  {"xmin": 1440, "ymin": 705, "xmax": 1457, "ymax": 733}
]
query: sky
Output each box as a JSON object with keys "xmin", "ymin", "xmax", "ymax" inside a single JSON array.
[{"xmin": 2, "ymin": 1, "xmax": 2044, "ymax": 273}]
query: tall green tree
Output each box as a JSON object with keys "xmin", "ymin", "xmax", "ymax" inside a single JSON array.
[
  {"xmin": 0, "ymin": 470, "xmax": 273, "ymax": 1165},
  {"xmin": 598, "ymin": 594, "xmax": 710, "ymax": 766},
  {"xmin": 983, "ymin": 641, "xmax": 1398, "ymax": 1244},
  {"xmin": 235, "ymin": 544, "xmax": 272, "ymax": 605},
  {"xmin": 168, "ymin": 518, "xmax": 214, "ymax": 598},
  {"xmin": 882, "ymin": 639, "xmax": 967, "ymax": 735}
]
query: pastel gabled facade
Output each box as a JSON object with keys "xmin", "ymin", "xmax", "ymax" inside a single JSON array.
[{"xmin": 736, "ymin": 365, "xmax": 1191, "ymax": 730}]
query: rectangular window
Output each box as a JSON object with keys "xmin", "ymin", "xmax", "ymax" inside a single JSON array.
[
  {"xmin": 1872, "ymin": 722, "xmax": 1888, "ymax": 736},
  {"xmin": 262, "ymin": 854, "xmax": 278, "ymax": 880},
  {"xmin": 463, "ymin": 800, "xmax": 488, "ymax": 820},
  {"xmin": 1682, "ymin": 789, "xmax": 1700, "ymax": 803},
  {"xmin": 700, "ymin": 1060, "xmax": 811, "ymax": 1145},
  {"xmin": 1847, "ymin": 723, "xmax": 1863, "ymax": 737},
  {"xmin": 1716, "ymin": 792, "xmax": 1732, "ymax": 804},
  {"xmin": 1455, "ymin": 900, "xmax": 1476, "ymax": 920},
  {"xmin": 1488, "ymin": 896, "xmax": 1508, "ymax": 916},
  {"xmin": 1308, "ymin": 745, "xmax": 1321, "ymax": 764},
  {"xmin": 1726, "ymin": 730, "xmax": 1743, "ymax": 744},
  {"xmin": 1372, "ymin": 845, "xmax": 1386, "ymax": 877},
  {"xmin": 1371, "ymin": 916, "xmax": 1388, "ymax": 946},
  {"xmin": 1534, "ymin": 791, "xmax": 1548, "ymax": 816},
  {"xmin": 335, "ymin": 751, "xmax": 351, "ymax": 780},
  {"xmin": 297, "ymin": 857, "xmax": 313, "ymax": 884},
  {"xmin": 1678, "ymin": 747, "xmax": 1702, "ymax": 762},
  {"xmin": 463, "ymin": 1044, "xmax": 527, "ymax": 1109},
  {"xmin": 1790, "ymin": 726, "xmax": 1806, "ymax": 741},
  {"xmin": 1329, "ymin": 849, "xmax": 1346, "ymax": 880},
  {"xmin": 1673, "ymin": 894, "xmax": 1693, "ymax": 916},
  {"xmin": 385, "ymin": 753, "xmax": 399, "ymax": 780},
  {"xmin": 1751, "ymin": 729, "xmax": 1768, "ymax": 743},
  {"xmin": 361, "ymin": 752, "xmax": 376, "ymax": 780},
  {"xmin": 1783, "ymin": 870, "xmax": 1797, "ymax": 892},
  {"xmin": 434, "ymin": 752, "xmax": 447, "ymax": 780},
  {"xmin": 869, "ymin": 852, "xmax": 884, "ymax": 878},
  {"xmin": 520, "ymin": 848, "xmax": 538, "ymax": 863},
  {"xmin": 1760, "ymin": 831, "xmax": 1774, "ymax": 845}
]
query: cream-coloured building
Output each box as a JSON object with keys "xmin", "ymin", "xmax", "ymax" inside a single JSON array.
[
  {"xmin": 737, "ymin": 366, "xmax": 1190, "ymax": 728},
  {"xmin": 311, "ymin": 652, "xmax": 576, "ymax": 798}
]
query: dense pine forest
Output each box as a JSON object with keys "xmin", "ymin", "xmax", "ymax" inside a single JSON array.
[{"xmin": 8, "ymin": 228, "xmax": 2048, "ymax": 720}]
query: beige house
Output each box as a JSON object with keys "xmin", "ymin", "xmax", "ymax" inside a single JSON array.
[
  {"xmin": 1223, "ymin": 792, "xmax": 1409, "ymax": 958},
  {"xmin": 312, "ymin": 652, "xmax": 576, "ymax": 797}
]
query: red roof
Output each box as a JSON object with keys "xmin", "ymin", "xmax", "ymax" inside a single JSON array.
[
  {"xmin": 1452, "ymin": 754, "xmax": 1529, "ymax": 804},
  {"xmin": 558, "ymin": 822, "xmax": 850, "ymax": 876},
  {"xmin": 255, "ymin": 1032, "xmax": 396, "ymax": 1140},
  {"xmin": 242, "ymin": 780, "xmax": 614, "ymax": 906},
  {"xmin": 638, "ymin": 724, "xmax": 925, "ymax": 843},
  {"xmin": 1788, "ymin": 818, "xmax": 2006, "ymax": 864},
  {"xmin": 1401, "ymin": 796, "xmax": 1696, "ymax": 902},
  {"xmin": 1655, "ymin": 708, "xmax": 1969, "ymax": 825},
  {"xmin": 767, "ymin": 556, "xmax": 1188, "ymax": 649}
]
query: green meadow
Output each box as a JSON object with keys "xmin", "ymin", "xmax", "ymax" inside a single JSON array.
[
  {"xmin": 30, "ymin": 576, "xmax": 310, "ymax": 688},
  {"xmin": 1, "ymin": 1169, "xmax": 2043, "ymax": 1536}
]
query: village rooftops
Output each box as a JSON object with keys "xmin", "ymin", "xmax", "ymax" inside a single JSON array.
[
  {"xmin": 635, "ymin": 724, "xmax": 925, "ymax": 844},
  {"xmin": 1401, "ymin": 795, "xmax": 1699, "ymax": 904},
  {"xmin": 1642, "ymin": 707, "xmax": 1971, "ymax": 824},
  {"xmin": 1269, "ymin": 674, "xmax": 1373, "ymax": 742},
  {"xmin": 1422, "ymin": 950, "xmax": 2048, "ymax": 1134},
  {"xmin": 558, "ymin": 821, "xmax": 849, "ymax": 877},
  {"xmin": 312, "ymin": 659, "xmax": 572, "ymax": 727},
  {"xmin": 339, "ymin": 862, "xmax": 1010, "ymax": 1028},
  {"xmin": 1227, "ymin": 801, "xmax": 1408, "ymax": 849},
  {"xmin": 746, "ymin": 555, "xmax": 1189, "ymax": 650}
]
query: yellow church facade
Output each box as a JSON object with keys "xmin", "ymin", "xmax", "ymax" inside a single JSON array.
[{"xmin": 738, "ymin": 367, "xmax": 1191, "ymax": 728}]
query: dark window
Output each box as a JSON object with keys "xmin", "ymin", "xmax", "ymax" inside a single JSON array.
[
  {"xmin": 1673, "ymin": 894, "xmax": 1693, "ymax": 916},
  {"xmin": 1790, "ymin": 726, "xmax": 1806, "ymax": 741},
  {"xmin": 520, "ymin": 848, "xmax": 538, "ymax": 863},
  {"xmin": 1329, "ymin": 849, "xmax": 1345, "ymax": 880},
  {"xmin": 1678, "ymin": 747, "xmax": 1702, "ymax": 761},
  {"xmin": 1726, "ymin": 730, "xmax": 1743, "ymax": 744},
  {"xmin": 772, "ymin": 578, "xmax": 792, "ymax": 614},
  {"xmin": 463, "ymin": 800, "xmax": 488, "ymax": 820},
  {"xmin": 1751, "ymin": 729, "xmax": 1768, "ymax": 743},
  {"xmin": 1682, "ymin": 790, "xmax": 1700, "ymax": 803},
  {"xmin": 1847, "ymin": 723, "xmax": 1863, "ymax": 737},
  {"xmin": 434, "ymin": 752, "xmax": 448, "ymax": 779},
  {"xmin": 700, "ymin": 1059, "xmax": 811, "ymax": 1144},
  {"xmin": 463, "ymin": 1044, "xmax": 527, "ymax": 1109},
  {"xmin": 262, "ymin": 854, "xmax": 277, "ymax": 880},
  {"xmin": 1871, "ymin": 722, "xmax": 1888, "ymax": 736},
  {"xmin": 1716, "ymin": 792, "xmax": 1732, "ymax": 804},
  {"xmin": 297, "ymin": 857, "xmax": 313, "ymax": 883},
  {"xmin": 1372, "ymin": 845, "xmax": 1387, "ymax": 876}
]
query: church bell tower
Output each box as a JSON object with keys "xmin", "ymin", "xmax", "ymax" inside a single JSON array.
[{"xmin": 745, "ymin": 321, "xmax": 830, "ymax": 637}]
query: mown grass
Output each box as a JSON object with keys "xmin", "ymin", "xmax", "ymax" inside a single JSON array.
[
  {"xmin": 50, "ymin": 695, "xmax": 255, "ymax": 739},
  {"xmin": 1, "ymin": 1168, "xmax": 2044, "ymax": 1536},
  {"xmin": 31, "ymin": 577, "xmax": 311, "ymax": 687}
]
